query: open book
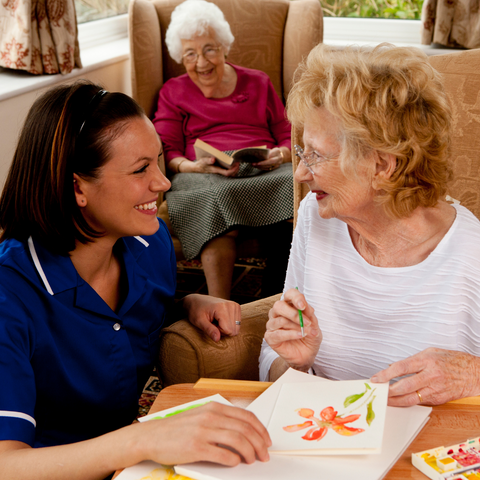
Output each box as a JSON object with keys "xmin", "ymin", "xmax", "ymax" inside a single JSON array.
[
  {"xmin": 268, "ymin": 379, "xmax": 389, "ymax": 455},
  {"xmin": 193, "ymin": 138, "xmax": 268, "ymax": 168}
]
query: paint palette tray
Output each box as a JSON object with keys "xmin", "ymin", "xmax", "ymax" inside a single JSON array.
[{"xmin": 412, "ymin": 437, "xmax": 480, "ymax": 479}]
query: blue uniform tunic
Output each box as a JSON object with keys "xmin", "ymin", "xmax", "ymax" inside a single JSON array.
[{"xmin": 0, "ymin": 222, "xmax": 176, "ymax": 447}]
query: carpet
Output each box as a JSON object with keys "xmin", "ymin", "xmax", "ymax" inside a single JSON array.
[{"xmin": 138, "ymin": 372, "xmax": 163, "ymax": 418}]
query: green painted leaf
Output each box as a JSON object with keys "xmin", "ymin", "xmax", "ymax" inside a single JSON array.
[
  {"xmin": 343, "ymin": 392, "xmax": 365, "ymax": 408},
  {"xmin": 366, "ymin": 396, "xmax": 376, "ymax": 426},
  {"xmin": 365, "ymin": 383, "xmax": 371, "ymax": 390}
]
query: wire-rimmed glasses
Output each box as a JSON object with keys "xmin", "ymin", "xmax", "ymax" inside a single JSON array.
[
  {"xmin": 182, "ymin": 46, "xmax": 222, "ymax": 64},
  {"xmin": 294, "ymin": 144, "xmax": 339, "ymax": 175}
]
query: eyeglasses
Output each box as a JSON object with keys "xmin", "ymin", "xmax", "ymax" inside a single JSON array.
[
  {"xmin": 294, "ymin": 144, "xmax": 339, "ymax": 175},
  {"xmin": 182, "ymin": 46, "xmax": 222, "ymax": 64}
]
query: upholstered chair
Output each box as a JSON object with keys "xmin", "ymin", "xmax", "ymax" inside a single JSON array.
[
  {"xmin": 155, "ymin": 47, "xmax": 480, "ymax": 387},
  {"xmin": 128, "ymin": 0, "xmax": 323, "ymax": 259},
  {"xmin": 428, "ymin": 50, "xmax": 480, "ymax": 220}
]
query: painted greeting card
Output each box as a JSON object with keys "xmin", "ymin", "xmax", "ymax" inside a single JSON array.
[
  {"xmin": 138, "ymin": 394, "xmax": 232, "ymax": 424},
  {"xmin": 267, "ymin": 379, "xmax": 389, "ymax": 455}
]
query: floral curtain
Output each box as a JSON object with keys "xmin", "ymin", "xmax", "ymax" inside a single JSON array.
[
  {"xmin": 421, "ymin": 0, "xmax": 480, "ymax": 49},
  {"xmin": 0, "ymin": 0, "xmax": 82, "ymax": 74}
]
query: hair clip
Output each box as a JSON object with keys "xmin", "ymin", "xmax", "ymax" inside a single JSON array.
[{"xmin": 78, "ymin": 89, "xmax": 108, "ymax": 135}]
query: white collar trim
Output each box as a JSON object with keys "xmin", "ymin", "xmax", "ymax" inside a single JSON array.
[
  {"xmin": 27, "ymin": 236, "xmax": 148, "ymax": 296},
  {"xmin": 28, "ymin": 236, "xmax": 54, "ymax": 296},
  {"xmin": 134, "ymin": 236, "xmax": 149, "ymax": 247}
]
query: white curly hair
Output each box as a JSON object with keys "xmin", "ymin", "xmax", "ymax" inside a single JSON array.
[{"xmin": 165, "ymin": 0, "xmax": 235, "ymax": 64}]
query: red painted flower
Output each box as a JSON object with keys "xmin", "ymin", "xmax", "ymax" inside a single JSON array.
[{"xmin": 283, "ymin": 406, "xmax": 365, "ymax": 441}]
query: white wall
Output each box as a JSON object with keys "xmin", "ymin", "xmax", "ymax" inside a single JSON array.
[{"xmin": 0, "ymin": 57, "xmax": 131, "ymax": 192}]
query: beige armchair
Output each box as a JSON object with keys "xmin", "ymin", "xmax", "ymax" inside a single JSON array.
[
  {"xmin": 156, "ymin": 47, "xmax": 480, "ymax": 388},
  {"xmin": 129, "ymin": 0, "xmax": 323, "ymax": 259}
]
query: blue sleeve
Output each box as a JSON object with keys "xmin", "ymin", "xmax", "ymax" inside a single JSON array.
[{"xmin": 0, "ymin": 283, "xmax": 37, "ymax": 445}]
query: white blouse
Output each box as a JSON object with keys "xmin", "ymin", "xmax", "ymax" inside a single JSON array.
[{"xmin": 259, "ymin": 193, "xmax": 480, "ymax": 382}]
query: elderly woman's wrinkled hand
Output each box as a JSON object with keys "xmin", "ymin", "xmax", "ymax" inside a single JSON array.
[
  {"xmin": 183, "ymin": 293, "xmax": 242, "ymax": 342},
  {"xmin": 191, "ymin": 156, "xmax": 239, "ymax": 176},
  {"xmin": 264, "ymin": 288, "xmax": 322, "ymax": 372},
  {"xmin": 371, "ymin": 347, "xmax": 480, "ymax": 406},
  {"xmin": 253, "ymin": 147, "xmax": 285, "ymax": 171}
]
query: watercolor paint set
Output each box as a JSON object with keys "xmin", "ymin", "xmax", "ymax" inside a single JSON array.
[{"xmin": 412, "ymin": 437, "xmax": 480, "ymax": 479}]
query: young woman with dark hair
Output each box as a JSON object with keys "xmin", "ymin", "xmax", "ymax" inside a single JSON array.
[{"xmin": 0, "ymin": 81, "xmax": 270, "ymax": 480}]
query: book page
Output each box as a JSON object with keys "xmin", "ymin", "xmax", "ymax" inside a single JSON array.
[
  {"xmin": 231, "ymin": 147, "xmax": 268, "ymax": 163},
  {"xmin": 193, "ymin": 138, "xmax": 233, "ymax": 168}
]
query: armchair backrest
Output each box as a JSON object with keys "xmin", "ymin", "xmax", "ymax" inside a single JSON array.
[
  {"xmin": 292, "ymin": 48, "xmax": 480, "ymax": 224},
  {"xmin": 129, "ymin": 0, "xmax": 323, "ymax": 118},
  {"xmin": 429, "ymin": 49, "xmax": 480, "ymax": 221}
]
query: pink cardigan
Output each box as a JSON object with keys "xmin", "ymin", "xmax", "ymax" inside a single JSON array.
[{"xmin": 152, "ymin": 63, "xmax": 291, "ymax": 163}]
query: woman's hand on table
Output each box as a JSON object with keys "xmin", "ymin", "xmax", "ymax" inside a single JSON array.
[
  {"xmin": 253, "ymin": 147, "xmax": 290, "ymax": 171},
  {"xmin": 264, "ymin": 288, "xmax": 322, "ymax": 373},
  {"xmin": 182, "ymin": 293, "xmax": 242, "ymax": 342},
  {"xmin": 371, "ymin": 347, "xmax": 480, "ymax": 406},
  {"xmin": 0, "ymin": 405, "xmax": 270, "ymax": 479},
  {"xmin": 141, "ymin": 402, "xmax": 271, "ymax": 466}
]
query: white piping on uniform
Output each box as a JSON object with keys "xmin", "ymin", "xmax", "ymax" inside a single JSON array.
[
  {"xmin": 0, "ymin": 410, "xmax": 36, "ymax": 427},
  {"xmin": 27, "ymin": 236, "xmax": 54, "ymax": 296},
  {"xmin": 134, "ymin": 236, "xmax": 149, "ymax": 247},
  {"xmin": 27, "ymin": 236, "xmax": 147, "ymax": 296}
]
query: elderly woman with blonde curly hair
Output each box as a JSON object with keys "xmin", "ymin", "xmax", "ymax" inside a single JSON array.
[{"xmin": 260, "ymin": 43, "xmax": 480, "ymax": 406}]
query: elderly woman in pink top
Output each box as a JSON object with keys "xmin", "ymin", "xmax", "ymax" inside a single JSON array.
[{"xmin": 153, "ymin": 0, "xmax": 293, "ymax": 301}]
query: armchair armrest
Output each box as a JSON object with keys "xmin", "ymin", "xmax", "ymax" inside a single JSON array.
[{"xmin": 157, "ymin": 294, "xmax": 281, "ymax": 387}]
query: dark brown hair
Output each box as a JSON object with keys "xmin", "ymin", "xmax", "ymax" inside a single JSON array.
[{"xmin": 0, "ymin": 81, "xmax": 145, "ymax": 254}]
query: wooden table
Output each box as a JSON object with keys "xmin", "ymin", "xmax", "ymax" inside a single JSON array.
[{"xmin": 150, "ymin": 378, "xmax": 480, "ymax": 480}]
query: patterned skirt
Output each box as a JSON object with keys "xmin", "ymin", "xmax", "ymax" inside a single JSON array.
[{"xmin": 165, "ymin": 163, "xmax": 294, "ymax": 260}]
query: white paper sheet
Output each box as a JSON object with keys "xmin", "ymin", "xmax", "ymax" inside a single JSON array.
[{"xmin": 175, "ymin": 369, "xmax": 432, "ymax": 480}]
